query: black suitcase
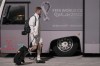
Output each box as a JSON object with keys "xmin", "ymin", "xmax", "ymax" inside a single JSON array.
[{"xmin": 14, "ymin": 46, "xmax": 28, "ymax": 65}]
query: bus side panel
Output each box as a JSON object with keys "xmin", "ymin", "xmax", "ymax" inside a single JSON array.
[
  {"xmin": 85, "ymin": 0, "xmax": 100, "ymax": 53},
  {"xmin": 29, "ymin": 0, "xmax": 83, "ymax": 53}
]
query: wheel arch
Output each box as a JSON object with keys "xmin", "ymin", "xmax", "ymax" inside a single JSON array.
[{"xmin": 49, "ymin": 36, "xmax": 81, "ymax": 52}]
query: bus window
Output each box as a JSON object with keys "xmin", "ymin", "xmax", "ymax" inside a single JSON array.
[{"xmin": 2, "ymin": 4, "xmax": 25, "ymax": 25}]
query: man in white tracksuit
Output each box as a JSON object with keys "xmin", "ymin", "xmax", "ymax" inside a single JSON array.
[{"xmin": 29, "ymin": 7, "xmax": 45, "ymax": 63}]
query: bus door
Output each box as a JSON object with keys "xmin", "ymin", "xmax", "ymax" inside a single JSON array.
[{"xmin": 0, "ymin": 1, "xmax": 29, "ymax": 53}]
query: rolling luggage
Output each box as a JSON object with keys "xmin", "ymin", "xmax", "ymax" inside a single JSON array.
[{"xmin": 14, "ymin": 46, "xmax": 28, "ymax": 65}]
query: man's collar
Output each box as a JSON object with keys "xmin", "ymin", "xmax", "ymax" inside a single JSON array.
[{"xmin": 34, "ymin": 13, "xmax": 39, "ymax": 19}]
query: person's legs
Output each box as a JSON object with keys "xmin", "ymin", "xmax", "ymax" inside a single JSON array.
[
  {"xmin": 37, "ymin": 43, "xmax": 43, "ymax": 60},
  {"xmin": 36, "ymin": 37, "xmax": 45, "ymax": 63},
  {"xmin": 29, "ymin": 34, "xmax": 45, "ymax": 63},
  {"xmin": 36, "ymin": 43, "xmax": 45, "ymax": 63}
]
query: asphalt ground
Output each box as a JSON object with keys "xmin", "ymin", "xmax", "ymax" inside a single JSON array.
[{"xmin": 0, "ymin": 53, "xmax": 100, "ymax": 66}]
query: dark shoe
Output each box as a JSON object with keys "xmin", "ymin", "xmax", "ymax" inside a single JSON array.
[{"xmin": 36, "ymin": 59, "xmax": 45, "ymax": 63}]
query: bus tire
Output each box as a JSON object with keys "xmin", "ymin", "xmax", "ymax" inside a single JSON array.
[{"xmin": 52, "ymin": 38, "xmax": 78, "ymax": 56}]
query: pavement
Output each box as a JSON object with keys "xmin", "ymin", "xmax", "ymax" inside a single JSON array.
[{"xmin": 0, "ymin": 55, "xmax": 100, "ymax": 66}]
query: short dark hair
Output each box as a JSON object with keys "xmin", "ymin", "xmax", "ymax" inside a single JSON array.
[{"xmin": 35, "ymin": 7, "xmax": 42, "ymax": 12}]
